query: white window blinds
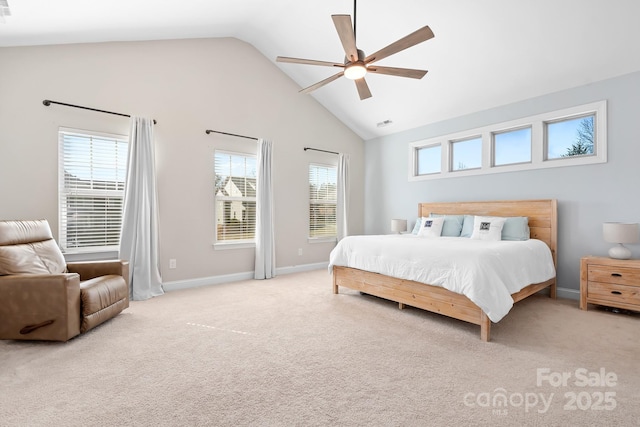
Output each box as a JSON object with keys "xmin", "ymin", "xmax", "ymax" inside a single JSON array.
[
  {"xmin": 214, "ymin": 151, "xmax": 257, "ymax": 243},
  {"xmin": 58, "ymin": 128, "xmax": 128, "ymax": 253},
  {"xmin": 309, "ymin": 164, "xmax": 337, "ymax": 239}
]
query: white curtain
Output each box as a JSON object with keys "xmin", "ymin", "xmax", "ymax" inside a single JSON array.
[
  {"xmin": 120, "ymin": 117, "xmax": 164, "ymax": 300},
  {"xmin": 337, "ymin": 153, "xmax": 350, "ymax": 241},
  {"xmin": 254, "ymin": 138, "xmax": 276, "ymax": 279}
]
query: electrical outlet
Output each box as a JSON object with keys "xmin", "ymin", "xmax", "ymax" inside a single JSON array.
[
  {"xmin": 298, "ymin": 248, "xmax": 303, "ymax": 256},
  {"xmin": 169, "ymin": 259, "xmax": 177, "ymax": 269}
]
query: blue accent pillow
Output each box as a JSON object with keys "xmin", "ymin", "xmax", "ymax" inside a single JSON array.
[
  {"xmin": 502, "ymin": 217, "xmax": 530, "ymax": 241},
  {"xmin": 411, "ymin": 218, "xmax": 422, "ymax": 235},
  {"xmin": 460, "ymin": 215, "xmax": 475, "ymax": 238},
  {"xmin": 429, "ymin": 214, "xmax": 465, "ymax": 237}
]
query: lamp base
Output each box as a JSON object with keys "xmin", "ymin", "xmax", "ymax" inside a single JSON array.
[{"xmin": 609, "ymin": 244, "xmax": 632, "ymax": 260}]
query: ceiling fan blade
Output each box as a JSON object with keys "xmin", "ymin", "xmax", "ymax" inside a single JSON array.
[
  {"xmin": 354, "ymin": 78, "xmax": 372, "ymax": 100},
  {"xmin": 276, "ymin": 56, "xmax": 344, "ymax": 68},
  {"xmin": 332, "ymin": 14, "xmax": 358, "ymax": 62},
  {"xmin": 367, "ymin": 66, "xmax": 428, "ymax": 79},
  {"xmin": 365, "ymin": 25, "xmax": 435, "ymax": 64},
  {"xmin": 299, "ymin": 71, "xmax": 345, "ymax": 94}
]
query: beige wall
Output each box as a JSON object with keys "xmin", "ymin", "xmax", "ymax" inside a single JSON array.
[{"xmin": 0, "ymin": 37, "xmax": 364, "ymax": 283}]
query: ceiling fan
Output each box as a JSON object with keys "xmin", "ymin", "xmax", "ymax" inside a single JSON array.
[{"xmin": 276, "ymin": 0, "xmax": 434, "ymax": 100}]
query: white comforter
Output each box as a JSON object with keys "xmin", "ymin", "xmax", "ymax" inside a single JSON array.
[{"xmin": 328, "ymin": 235, "xmax": 556, "ymax": 322}]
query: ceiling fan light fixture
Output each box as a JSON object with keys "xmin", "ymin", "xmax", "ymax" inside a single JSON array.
[{"xmin": 344, "ymin": 63, "xmax": 367, "ymax": 80}]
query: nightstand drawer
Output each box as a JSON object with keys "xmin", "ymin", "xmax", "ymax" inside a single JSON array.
[
  {"xmin": 587, "ymin": 281, "xmax": 640, "ymax": 306},
  {"xmin": 588, "ymin": 266, "xmax": 640, "ymax": 286}
]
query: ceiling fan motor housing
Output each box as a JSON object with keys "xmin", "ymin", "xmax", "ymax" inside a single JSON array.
[{"xmin": 345, "ymin": 49, "xmax": 366, "ymax": 66}]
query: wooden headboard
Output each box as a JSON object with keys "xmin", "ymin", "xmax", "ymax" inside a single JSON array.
[{"xmin": 418, "ymin": 199, "xmax": 557, "ymax": 266}]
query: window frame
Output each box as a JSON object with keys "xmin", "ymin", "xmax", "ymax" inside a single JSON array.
[
  {"xmin": 408, "ymin": 100, "xmax": 607, "ymax": 181},
  {"xmin": 450, "ymin": 135, "xmax": 483, "ymax": 172},
  {"xmin": 58, "ymin": 127, "xmax": 128, "ymax": 254},
  {"xmin": 492, "ymin": 125, "xmax": 533, "ymax": 167},
  {"xmin": 213, "ymin": 149, "xmax": 257, "ymax": 249},
  {"xmin": 308, "ymin": 162, "xmax": 338, "ymax": 243},
  {"xmin": 544, "ymin": 113, "xmax": 596, "ymax": 161},
  {"xmin": 415, "ymin": 143, "xmax": 442, "ymax": 176}
]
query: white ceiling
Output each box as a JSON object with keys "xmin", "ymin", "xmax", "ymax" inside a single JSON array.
[{"xmin": 2, "ymin": 0, "xmax": 640, "ymax": 140}]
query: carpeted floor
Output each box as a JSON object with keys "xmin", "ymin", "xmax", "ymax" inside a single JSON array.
[{"xmin": 1, "ymin": 269, "xmax": 639, "ymax": 426}]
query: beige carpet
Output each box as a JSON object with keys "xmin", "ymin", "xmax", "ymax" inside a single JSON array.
[{"xmin": 1, "ymin": 269, "xmax": 639, "ymax": 426}]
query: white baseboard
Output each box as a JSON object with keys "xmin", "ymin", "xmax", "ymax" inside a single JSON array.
[
  {"xmin": 162, "ymin": 262, "xmax": 328, "ymax": 292},
  {"xmin": 276, "ymin": 262, "xmax": 328, "ymax": 275},
  {"xmin": 556, "ymin": 286, "xmax": 580, "ymax": 301},
  {"xmin": 163, "ymin": 265, "xmax": 581, "ymax": 302}
]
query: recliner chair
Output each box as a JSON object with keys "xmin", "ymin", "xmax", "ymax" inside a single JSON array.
[{"xmin": 0, "ymin": 219, "xmax": 129, "ymax": 341}]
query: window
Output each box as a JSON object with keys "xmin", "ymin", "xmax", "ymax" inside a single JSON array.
[
  {"xmin": 309, "ymin": 164, "xmax": 337, "ymax": 239},
  {"xmin": 409, "ymin": 100, "xmax": 606, "ymax": 181},
  {"xmin": 416, "ymin": 145, "xmax": 441, "ymax": 175},
  {"xmin": 58, "ymin": 128, "xmax": 128, "ymax": 253},
  {"xmin": 546, "ymin": 114, "xmax": 594, "ymax": 160},
  {"xmin": 493, "ymin": 127, "xmax": 532, "ymax": 166},
  {"xmin": 451, "ymin": 136, "xmax": 482, "ymax": 171},
  {"xmin": 214, "ymin": 151, "xmax": 257, "ymax": 244}
]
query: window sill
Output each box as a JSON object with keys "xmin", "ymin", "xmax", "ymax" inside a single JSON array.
[
  {"xmin": 213, "ymin": 242, "xmax": 256, "ymax": 251},
  {"xmin": 308, "ymin": 237, "xmax": 337, "ymax": 244},
  {"xmin": 63, "ymin": 250, "xmax": 120, "ymax": 262}
]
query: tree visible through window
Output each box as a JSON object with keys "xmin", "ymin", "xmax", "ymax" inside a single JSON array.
[
  {"xmin": 547, "ymin": 115, "xmax": 595, "ymax": 159},
  {"xmin": 214, "ymin": 151, "xmax": 257, "ymax": 243},
  {"xmin": 309, "ymin": 164, "xmax": 337, "ymax": 239},
  {"xmin": 58, "ymin": 129, "xmax": 128, "ymax": 253}
]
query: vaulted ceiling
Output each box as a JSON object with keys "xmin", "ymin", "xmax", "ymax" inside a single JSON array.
[{"xmin": 2, "ymin": 0, "xmax": 640, "ymax": 140}]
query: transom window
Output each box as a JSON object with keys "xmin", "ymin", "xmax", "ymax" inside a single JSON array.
[
  {"xmin": 451, "ymin": 136, "xmax": 482, "ymax": 171},
  {"xmin": 546, "ymin": 114, "xmax": 595, "ymax": 160},
  {"xmin": 416, "ymin": 144, "xmax": 441, "ymax": 175},
  {"xmin": 58, "ymin": 128, "xmax": 128, "ymax": 253},
  {"xmin": 214, "ymin": 151, "xmax": 257, "ymax": 244},
  {"xmin": 493, "ymin": 127, "xmax": 532, "ymax": 166},
  {"xmin": 409, "ymin": 101, "xmax": 606, "ymax": 181}
]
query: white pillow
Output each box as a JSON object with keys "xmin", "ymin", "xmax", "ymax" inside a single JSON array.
[
  {"xmin": 417, "ymin": 216, "xmax": 444, "ymax": 238},
  {"xmin": 470, "ymin": 216, "xmax": 507, "ymax": 241}
]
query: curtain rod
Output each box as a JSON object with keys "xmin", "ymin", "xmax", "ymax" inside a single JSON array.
[
  {"xmin": 205, "ymin": 129, "xmax": 259, "ymax": 141},
  {"xmin": 304, "ymin": 147, "xmax": 339, "ymax": 155},
  {"xmin": 42, "ymin": 99, "xmax": 157, "ymax": 124}
]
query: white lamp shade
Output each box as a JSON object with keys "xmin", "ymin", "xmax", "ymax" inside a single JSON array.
[
  {"xmin": 603, "ymin": 222, "xmax": 639, "ymax": 244},
  {"xmin": 391, "ymin": 219, "xmax": 407, "ymax": 233}
]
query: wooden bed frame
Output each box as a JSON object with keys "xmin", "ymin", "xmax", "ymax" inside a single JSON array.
[{"xmin": 332, "ymin": 199, "xmax": 558, "ymax": 342}]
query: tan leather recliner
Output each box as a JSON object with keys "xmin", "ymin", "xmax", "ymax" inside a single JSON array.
[{"xmin": 0, "ymin": 219, "xmax": 129, "ymax": 341}]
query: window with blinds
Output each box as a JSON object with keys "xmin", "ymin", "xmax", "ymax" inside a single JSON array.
[
  {"xmin": 309, "ymin": 164, "xmax": 337, "ymax": 239},
  {"xmin": 58, "ymin": 128, "xmax": 128, "ymax": 253},
  {"xmin": 214, "ymin": 151, "xmax": 257, "ymax": 243}
]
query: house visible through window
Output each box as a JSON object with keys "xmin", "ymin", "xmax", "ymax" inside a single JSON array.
[
  {"xmin": 309, "ymin": 164, "xmax": 337, "ymax": 239},
  {"xmin": 58, "ymin": 128, "xmax": 128, "ymax": 253},
  {"xmin": 214, "ymin": 151, "xmax": 257, "ymax": 243}
]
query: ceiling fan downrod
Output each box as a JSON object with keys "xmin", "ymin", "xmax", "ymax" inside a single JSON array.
[{"xmin": 353, "ymin": 0, "xmax": 357, "ymax": 43}]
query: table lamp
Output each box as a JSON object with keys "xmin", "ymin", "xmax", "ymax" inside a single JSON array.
[
  {"xmin": 603, "ymin": 222, "xmax": 639, "ymax": 259},
  {"xmin": 391, "ymin": 219, "xmax": 407, "ymax": 234}
]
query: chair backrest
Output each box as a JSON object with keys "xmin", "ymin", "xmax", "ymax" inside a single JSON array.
[{"xmin": 0, "ymin": 220, "xmax": 67, "ymax": 275}]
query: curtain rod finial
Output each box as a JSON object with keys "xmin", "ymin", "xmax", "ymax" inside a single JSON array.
[
  {"xmin": 205, "ymin": 130, "xmax": 211, "ymax": 134},
  {"xmin": 42, "ymin": 100, "xmax": 51, "ymax": 106}
]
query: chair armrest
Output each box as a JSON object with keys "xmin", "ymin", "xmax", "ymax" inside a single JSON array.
[
  {"xmin": 0, "ymin": 273, "xmax": 80, "ymax": 289},
  {"xmin": 0, "ymin": 273, "xmax": 82, "ymax": 341},
  {"xmin": 67, "ymin": 260, "xmax": 130, "ymax": 286}
]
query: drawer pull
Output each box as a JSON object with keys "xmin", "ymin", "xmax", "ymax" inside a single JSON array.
[
  {"xmin": 611, "ymin": 273, "xmax": 622, "ymax": 277},
  {"xmin": 611, "ymin": 291, "xmax": 622, "ymax": 295}
]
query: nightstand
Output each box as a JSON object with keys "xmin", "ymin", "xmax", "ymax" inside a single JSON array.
[{"xmin": 580, "ymin": 256, "xmax": 640, "ymax": 311}]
